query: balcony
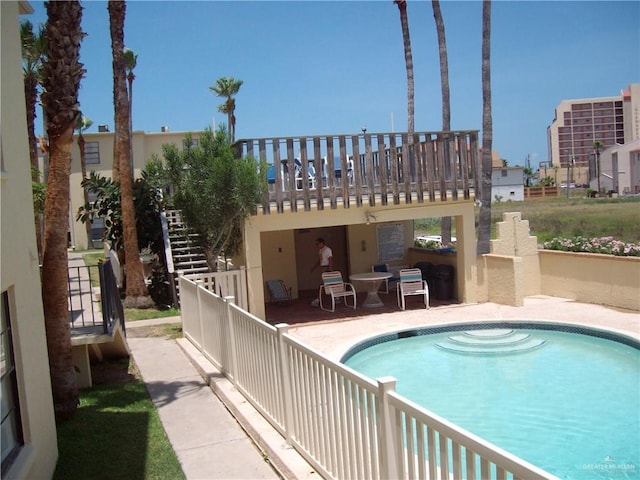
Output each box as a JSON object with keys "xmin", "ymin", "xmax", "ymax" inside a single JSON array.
[{"xmin": 234, "ymin": 130, "xmax": 480, "ymax": 215}]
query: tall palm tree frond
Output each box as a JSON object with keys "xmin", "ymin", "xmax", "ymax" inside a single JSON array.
[{"xmin": 209, "ymin": 76, "xmax": 243, "ymax": 142}]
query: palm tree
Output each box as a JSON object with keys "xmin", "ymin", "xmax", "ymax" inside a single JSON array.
[
  {"xmin": 76, "ymin": 114, "xmax": 93, "ymax": 247},
  {"xmin": 209, "ymin": 76, "xmax": 243, "ymax": 142},
  {"xmin": 21, "ymin": 21, "xmax": 46, "ymax": 175},
  {"xmin": 394, "ymin": 0, "xmax": 415, "ymax": 136},
  {"xmin": 21, "ymin": 20, "xmax": 47, "ymax": 261},
  {"xmin": 477, "ymin": 0, "xmax": 493, "ymax": 255},
  {"xmin": 523, "ymin": 166, "xmax": 534, "ymax": 187},
  {"xmin": 40, "ymin": 0, "xmax": 85, "ymax": 420},
  {"xmin": 108, "ymin": 0, "xmax": 153, "ymax": 308},
  {"xmin": 431, "ymin": 0, "xmax": 453, "ymax": 245},
  {"xmin": 124, "ymin": 47, "xmax": 137, "ymax": 176}
]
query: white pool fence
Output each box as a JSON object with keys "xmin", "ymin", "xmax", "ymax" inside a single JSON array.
[{"xmin": 179, "ymin": 275, "xmax": 558, "ymax": 480}]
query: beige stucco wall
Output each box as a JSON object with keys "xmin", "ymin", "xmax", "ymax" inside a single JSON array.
[
  {"xmin": 490, "ymin": 212, "xmax": 541, "ymax": 297},
  {"xmin": 473, "ymin": 211, "xmax": 639, "ymax": 311},
  {"xmin": 540, "ymin": 250, "xmax": 640, "ymax": 311},
  {"xmin": 479, "ymin": 212, "xmax": 542, "ymax": 306},
  {"xmin": 1, "ymin": 1, "xmax": 58, "ymax": 477},
  {"xmin": 484, "ymin": 255, "xmax": 524, "ymax": 306},
  {"xmin": 261, "ymin": 230, "xmax": 298, "ymax": 298}
]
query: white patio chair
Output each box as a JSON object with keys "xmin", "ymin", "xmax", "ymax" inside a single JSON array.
[
  {"xmin": 294, "ymin": 158, "xmax": 317, "ymax": 190},
  {"xmin": 318, "ymin": 271, "xmax": 356, "ymax": 312},
  {"xmin": 397, "ymin": 268, "xmax": 429, "ymax": 310}
]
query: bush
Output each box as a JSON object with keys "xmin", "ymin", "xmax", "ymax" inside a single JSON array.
[{"xmin": 543, "ymin": 236, "xmax": 640, "ymax": 257}]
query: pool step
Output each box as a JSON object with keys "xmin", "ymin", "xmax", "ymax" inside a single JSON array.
[
  {"xmin": 436, "ymin": 329, "xmax": 546, "ymax": 354},
  {"xmin": 448, "ymin": 332, "xmax": 532, "ymax": 347}
]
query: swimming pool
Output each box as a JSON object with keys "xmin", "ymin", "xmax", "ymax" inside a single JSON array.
[{"xmin": 342, "ymin": 323, "xmax": 640, "ymax": 480}]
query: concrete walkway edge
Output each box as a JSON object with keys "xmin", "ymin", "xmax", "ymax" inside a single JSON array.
[{"xmin": 175, "ymin": 338, "xmax": 321, "ymax": 480}]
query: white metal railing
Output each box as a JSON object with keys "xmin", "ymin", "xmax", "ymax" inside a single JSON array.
[
  {"xmin": 183, "ymin": 269, "xmax": 248, "ymax": 311},
  {"xmin": 179, "ymin": 275, "xmax": 559, "ymax": 480}
]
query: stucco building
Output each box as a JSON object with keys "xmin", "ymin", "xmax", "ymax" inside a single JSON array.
[
  {"xmin": 592, "ymin": 138, "xmax": 640, "ymax": 194},
  {"xmin": 1, "ymin": 1, "xmax": 58, "ymax": 477}
]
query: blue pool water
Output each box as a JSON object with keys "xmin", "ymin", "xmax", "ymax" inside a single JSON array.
[{"xmin": 343, "ymin": 325, "xmax": 640, "ymax": 480}]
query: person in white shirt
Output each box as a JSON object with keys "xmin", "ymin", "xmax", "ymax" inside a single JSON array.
[
  {"xmin": 311, "ymin": 238, "xmax": 333, "ymax": 272},
  {"xmin": 310, "ymin": 238, "xmax": 334, "ymax": 307}
]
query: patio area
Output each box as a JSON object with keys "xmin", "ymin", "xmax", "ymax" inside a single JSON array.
[
  {"xmin": 282, "ymin": 295, "xmax": 640, "ymax": 361},
  {"xmin": 265, "ymin": 287, "xmax": 457, "ymax": 326}
]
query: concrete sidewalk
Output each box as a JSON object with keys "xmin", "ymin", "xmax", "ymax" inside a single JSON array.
[{"xmin": 126, "ymin": 321, "xmax": 319, "ymax": 480}]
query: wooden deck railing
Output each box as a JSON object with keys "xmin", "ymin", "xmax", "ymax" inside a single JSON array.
[{"xmin": 234, "ymin": 131, "xmax": 480, "ymax": 214}]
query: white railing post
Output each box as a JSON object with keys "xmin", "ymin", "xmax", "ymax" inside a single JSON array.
[
  {"xmin": 276, "ymin": 323, "xmax": 294, "ymax": 445},
  {"xmin": 376, "ymin": 376, "xmax": 400, "ymax": 480},
  {"xmin": 194, "ymin": 280, "xmax": 205, "ymax": 351},
  {"xmin": 224, "ymin": 296, "xmax": 238, "ymax": 381},
  {"xmin": 239, "ymin": 266, "xmax": 247, "ymax": 311}
]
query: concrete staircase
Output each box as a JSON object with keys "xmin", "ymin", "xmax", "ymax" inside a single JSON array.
[{"xmin": 162, "ymin": 210, "xmax": 210, "ymax": 303}]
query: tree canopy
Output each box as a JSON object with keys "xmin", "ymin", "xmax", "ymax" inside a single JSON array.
[{"xmin": 163, "ymin": 126, "xmax": 267, "ymax": 270}]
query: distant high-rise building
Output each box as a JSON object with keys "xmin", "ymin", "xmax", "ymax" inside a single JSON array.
[{"xmin": 547, "ymin": 83, "xmax": 639, "ymax": 169}]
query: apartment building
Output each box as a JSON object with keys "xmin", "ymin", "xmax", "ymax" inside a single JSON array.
[
  {"xmin": 547, "ymin": 83, "xmax": 640, "ymax": 186},
  {"xmin": 63, "ymin": 128, "xmax": 202, "ymax": 250}
]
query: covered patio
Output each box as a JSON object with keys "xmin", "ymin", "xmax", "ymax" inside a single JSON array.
[{"xmin": 264, "ymin": 287, "xmax": 457, "ymax": 326}]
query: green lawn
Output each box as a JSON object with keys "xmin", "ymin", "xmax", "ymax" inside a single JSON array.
[
  {"xmin": 416, "ymin": 194, "xmax": 640, "ymax": 244},
  {"xmin": 54, "ymin": 359, "xmax": 185, "ymax": 480},
  {"xmin": 60, "ymin": 251, "xmax": 184, "ymax": 479},
  {"xmin": 490, "ymin": 195, "xmax": 640, "ymax": 243}
]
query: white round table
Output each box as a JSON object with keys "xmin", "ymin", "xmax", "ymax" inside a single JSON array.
[{"xmin": 349, "ymin": 272, "xmax": 392, "ymax": 308}]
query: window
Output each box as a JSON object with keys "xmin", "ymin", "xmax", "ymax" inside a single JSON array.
[
  {"xmin": 501, "ymin": 169, "xmax": 508, "ymax": 177},
  {"xmin": 84, "ymin": 141, "xmax": 100, "ymax": 165},
  {"xmin": 1, "ymin": 290, "xmax": 23, "ymax": 471},
  {"xmin": 183, "ymin": 138, "xmax": 198, "ymax": 149}
]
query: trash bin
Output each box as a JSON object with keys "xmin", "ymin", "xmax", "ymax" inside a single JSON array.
[
  {"xmin": 434, "ymin": 264, "xmax": 454, "ymax": 300},
  {"xmin": 414, "ymin": 261, "xmax": 435, "ymax": 293}
]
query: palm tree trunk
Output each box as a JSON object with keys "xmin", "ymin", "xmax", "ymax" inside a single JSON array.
[
  {"xmin": 395, "ymin": 0, "xmax": 414, "ymax": 135},
  {"xmin": 42, "ymin": 126, "xmax": 78, "ymax": 420},
  {"xmin": 477, "ymin": 0, "xmax": 493, "ymax": 254},
  {"xmin": 40, "ymin": 0, "xmax": 84, "ymax": 421},
  {"xmin": 25, "ymin": 77, "xmax": 39, "ymax": 175},
  {"xmin": 226, "ymin": 97, "xmax": 233, "ymax": 142},
  {"xmin": 432, "ymin": 0, "xmax": 453, "ymax": 245},
  {"xmin": 127, "ymin": 72, "xmax": 134, "ymax": 177},
  {"xmin": 78, "ymin": 134, "xmax": 93, "ymax": 248},
  {"xmin": 25, "ymin": 72, "xmax": 45, "ymax": 262},
  {"xmin": 109, "ymin": 0, "xmax": 153, "ymax": 308}
]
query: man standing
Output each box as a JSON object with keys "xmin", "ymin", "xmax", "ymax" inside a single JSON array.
[
  {"xmin": 310, "ymin": 237, "xmax": 333, "ymax": 307},
  {"xmin": 311, "ymin": 237, "xmax": 333, "ymax": 272}
]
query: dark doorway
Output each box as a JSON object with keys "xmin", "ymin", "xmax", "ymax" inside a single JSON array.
[{"xmin": 295, "ymin": 226, "xmax": 349, "ymax": 292}]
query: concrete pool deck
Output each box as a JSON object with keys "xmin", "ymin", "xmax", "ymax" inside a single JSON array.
[{"xmin": 287, "ymin": 295, "xmax": 640, "ymax": 361}]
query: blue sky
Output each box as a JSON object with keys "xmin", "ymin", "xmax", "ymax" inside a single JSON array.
[{"xmin": 25, "ymin": 1, "xmax": 639, "ymax": 169}]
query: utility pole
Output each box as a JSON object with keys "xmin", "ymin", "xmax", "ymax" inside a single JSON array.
[{"xmin": 594, "ymin": 141, "xmax": 602, "ymax": 194}]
